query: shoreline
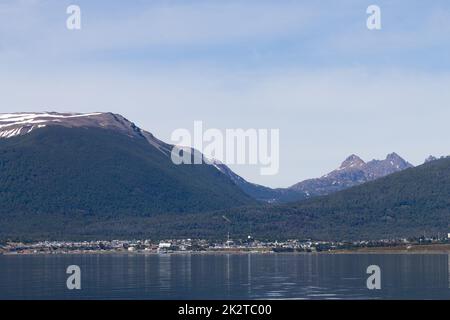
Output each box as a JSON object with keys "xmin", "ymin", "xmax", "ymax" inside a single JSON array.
[
  {"xmin": 332, "ymin": 243, "xmax": 450, "ymax": 254},
  {"xmin": 3, "ymin": 244, "xmax": 450, "ymax": 255}
]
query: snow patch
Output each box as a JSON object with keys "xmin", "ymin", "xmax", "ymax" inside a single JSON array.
[{"xmin": 0, "ymin": 112, "xmax": 102, "ymax": 139}]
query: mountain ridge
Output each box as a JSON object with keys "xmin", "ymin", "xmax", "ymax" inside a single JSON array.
[
  {"xmin": 0, "ymin": 112, "xmax": 415, "ymax": 204},
  {"xmin": 288, "ymin": 152, "xmax": 414, "ymax": 197},
  {"xmin": 0, "ymin": 112, "xmax": 173, "ymax": 154},
  {"xmin": 0, "ymin": 116, "xmax": 256, "ymax": 219},
  {"xmin": 214, "ymin": 152, "xmax": 414, "ymax": 203},
  {"xmin": 0, "ymin": 111, "xmax": 447, "ymax": 241},
  {"xmin": 2, "ymin": 156, "xmax": 447, "ymax": 241}
]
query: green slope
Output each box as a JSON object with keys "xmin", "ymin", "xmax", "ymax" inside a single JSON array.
[
  {"xmin": 229, "ymin": 157, "xmax": 450, "ymax": 241},
  {"xmin": 0, "ymin": 126, "xmax": 254, "ymax": 221},
  {"xmin": 25, "ymin": 156, "xmax": 445, "ymax": 242},
  {"xmin": 1, "ymin": 126, "xmax": 448, "ymax": 241}
]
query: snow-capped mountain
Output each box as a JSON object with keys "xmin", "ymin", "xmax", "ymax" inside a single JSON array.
[
  {"xmin": 0, "ymin": 112, "xmax": 172, "ymax": 154},
  {"xmin": 289, "ymin": 153, "xmax": 414, "ymax": 196},
  {"xmin": 0, "ymin": 112, "xmax": 416, "ymax": 205},
  {"xmin": 0, "ymin": 112, "xmax": 101, "ymax": 138},
  {"xmin": 0, "ymin": 112, "xmax": 255, "ymax": 216}
]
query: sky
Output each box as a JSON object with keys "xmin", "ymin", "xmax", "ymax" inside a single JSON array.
[{"xmin": 1, "ymin": 0, "xmax": 449, "ymax": 187}]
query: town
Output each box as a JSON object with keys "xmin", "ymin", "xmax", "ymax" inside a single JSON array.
[{"xmin": 2, "ymin": 234, "xmax": 450, "ymax": 255}]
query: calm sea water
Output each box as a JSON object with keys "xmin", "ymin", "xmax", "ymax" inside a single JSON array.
[{"xmin": 0, "ymin": 253, "xmax": 449, "ymax": 300}]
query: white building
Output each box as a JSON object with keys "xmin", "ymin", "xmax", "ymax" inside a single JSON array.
[
  {"xmin": 157, "ymin": 242, "xmax": 172, "ymax": 253},
  {"xmin": 158, "ymin": 242, "xmax": 172, "ymax": 249}
]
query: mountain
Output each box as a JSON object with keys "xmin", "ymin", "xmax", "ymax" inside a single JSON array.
[
  {"xmin": 243, "ymin": 156, "xmax": 449, "ymax": 241},
  {"xmin": 210, "ymin": 153, "xmax": 413, "ymax": 204},
  {"xmin": 73, "ymin": 156, "xmax": 447, "ymax": 241},
  {"xmin": 4, "ymin": 155, "xmax": 446, "ymax": 241},
  {"xmin": 0, "ymin": 112, "xmax": 255, "ymax": 221},
  {"xmin": 0, "ymin": 112, "xmax": 443, "ymax": 241},
  {"xmin": 289, "ymin": 153, "xmax": 413, "ymax": 197},
  {"xmin": 210, "ymin": 160, "xmax": 309, "ymax": 203}
]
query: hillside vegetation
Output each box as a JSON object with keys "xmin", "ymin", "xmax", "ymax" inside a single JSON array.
[
  {"xmin": 0, "ymin": 126, "xmax": 448, "ymax": 241},
  {"xmin": 0, "ymin": 126, "xmax": 254, "ymax": 219}
]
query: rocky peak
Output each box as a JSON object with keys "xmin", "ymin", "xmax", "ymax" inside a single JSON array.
[
  {"xmin": 384, "ymin": 152, "xmax": 412, "ymax": 169},
  {"xmin": 290, "ymin": 152, "xmax": 414, "ymax": 196},
  {"xmin": 339, "ymin": 154, "xmax": 366, "ymax": 170}
]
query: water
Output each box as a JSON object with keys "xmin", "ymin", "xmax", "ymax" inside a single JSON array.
[{"xmin": 0, "ymin": 253, "xmax": 449, "ymax": 300}]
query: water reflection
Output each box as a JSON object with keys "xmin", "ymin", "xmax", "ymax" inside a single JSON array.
[{"xmin": 0, "ymin": 253, "xmax": 449, "ymax": 299}]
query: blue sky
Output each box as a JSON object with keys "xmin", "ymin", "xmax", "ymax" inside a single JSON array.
[{"xmin": 1, "ymin": 0, "xmax": 450, "ymax": 187}]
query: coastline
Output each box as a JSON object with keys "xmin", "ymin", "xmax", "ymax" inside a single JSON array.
[
  {"xmin": 332, "ymin": 243, "xmax": 450, "ymax": 254},
  {"xmin": 3, "ymin": 244, "xmax": 450, "ymax": 256}
]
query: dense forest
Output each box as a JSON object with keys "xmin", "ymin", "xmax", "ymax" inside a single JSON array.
[
  {"xmin": 0, "ymin": 126, "xmax": 254, "ymax": 220},
  {"xmin": 0, "ymin": 152, "xmax": 450, "ymax": 240},
  {"xmin": 1, "ymin": 134, "xmax": 448, "ymax": 241}
]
